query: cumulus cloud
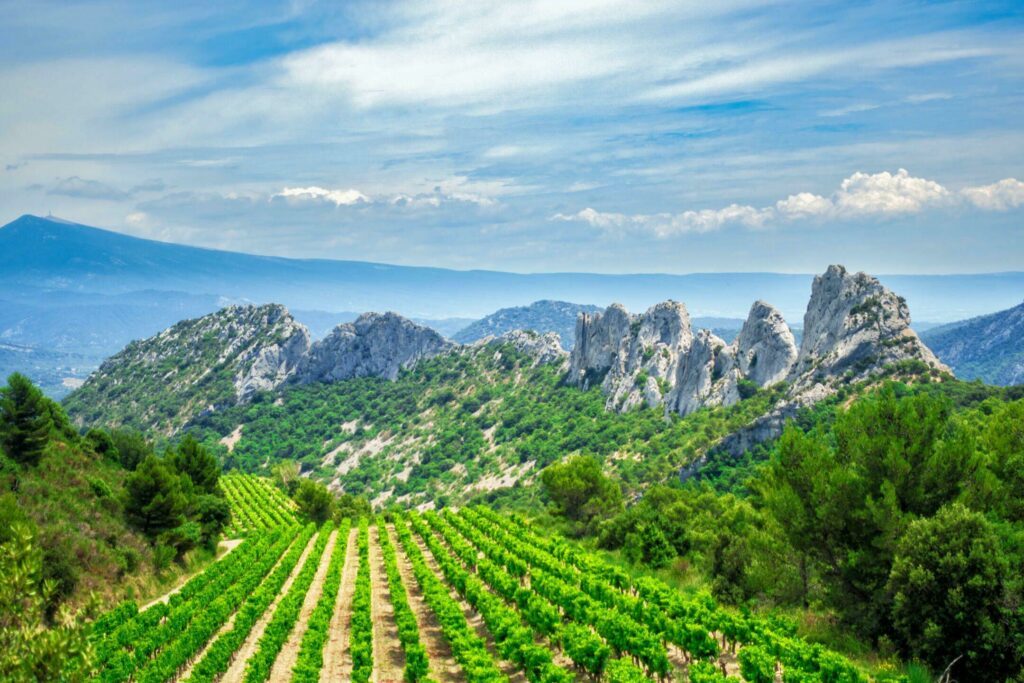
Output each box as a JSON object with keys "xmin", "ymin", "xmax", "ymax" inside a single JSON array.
[
  {"xmin": 553, "ymin": 204, "xmax": 772, "ymax": 236},
  {"xmin": 273, "ymin": 176, "xmax": 512, "ymax": 210},
  {"xmin": 47, "ymin": 175, "xmax": 130, "ymax": 200},
  {"xmin": 834, "ymin": 169, "xmax": 950, "ymax": 215},
  {"xmin": 961, "ymin": 178, "xmax": 1024, "ymax": 211},
  {"xmin": 555, "ymin": 169, "xmax": 1023, "ymax": 236},
  {"xmin": 274, "ymin": 186, "xmax": 370, "ymax": 206}
]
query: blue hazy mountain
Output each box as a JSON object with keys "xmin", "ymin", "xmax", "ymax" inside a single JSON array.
[
  {"xmin": 5, "ymin": 214, "xmax": 1022, "ymax": 323},
  {"xmin": 922, "ymin": 301, "xmax": 1024, "ymax": 385}
]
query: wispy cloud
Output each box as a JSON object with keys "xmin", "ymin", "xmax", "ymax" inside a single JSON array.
[{"xmin": 47, "ymin": 176, "xmax": 130, "ymax": 201}]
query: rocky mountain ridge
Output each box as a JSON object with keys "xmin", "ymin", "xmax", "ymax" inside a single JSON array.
[
  {"xmin": 64, "ymin": 305, "xmax": 455, "ymax": 433},
  {"xmin": 567, "ymin": 265, "xmax": 947, "ymax": 420},
  {"xmin": 66, "ymin": 264, "xmax": 948, "ymax": 446}
]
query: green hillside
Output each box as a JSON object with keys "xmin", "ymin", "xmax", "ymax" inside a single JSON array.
[{"xmin": 188, "ymin": 342, "xmax": 790, "ymax": 507}]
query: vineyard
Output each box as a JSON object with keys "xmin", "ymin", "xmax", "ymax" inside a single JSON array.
[
  {"xmin": 221, "ymin": 474, "xmax": 299, "ymax": 534},
  {"xmin": 89, "ymin": 500, "xmax": 876, "ymax": 682}
]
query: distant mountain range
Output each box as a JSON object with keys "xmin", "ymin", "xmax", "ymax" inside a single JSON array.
[
  {"xmin": 922, "ymin": 301, "xmax": 1024, "ymax": 386},
  {"xmin": 3, "ymin": 214, "xmax": 1024, "ymax": 393}
]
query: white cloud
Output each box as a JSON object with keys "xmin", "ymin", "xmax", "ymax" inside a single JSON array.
[
  {"xmin": 555, "ymin": 169, "xmax": 1022, "ymax": 236},
  {"xmin": 272, "ymin": 176, "xmax": 514, "ymax": 210},
  {"xmin": 833, "ymin": 168, "xmax": 950, "ymax": 215},
  {"xmin": 961, "ymin": 178, "xmax": 1024, "ymax": 211},
  {"xmin": 125, "ymin": 211, "xmax": 149, "ymax": 226},
  {"xmin": 553, "ymin": 203, "xmax": 771, "ymax": 236},
  {"xmin": 274, "ymin": 186, "xmax": 370, "ymax": 206},
  {"xmin": 775, "ymin": 192, "xmax": 833, "ymax": 218}
]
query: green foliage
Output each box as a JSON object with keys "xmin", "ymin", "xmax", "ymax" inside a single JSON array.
[
  {"xmin": 125, "ymin": 455, "xmax": 188, "ymax": 537},
  {"xmin": 540, "ymin": 454, "xmax": 623, "ymax": 533},
  {"xmin": 182, "ymin": 345, "xmax": 784, "ymax": 506},
  {"xmin": 294, "ymin": 478, "xmax": 335, "ymax": 524},
  {"xmin": 0, "ymin": 372, "xmax": 53, "ymax": 466},
  {"xmin": 168, "ymin": 436, "xmax": 220, "ymax": 495},
  {"xmin": 108, "ymin": 428, "xmax": 153, "ymax": 471},
  {"xmin": 888, "ymin": 503, "xmax": 1014, "ymax": 677},
  {"xmin": 126, "ymin": 439, "xmax": 228, "ymax": 555},
  {"xmin": 0, "ymin": 523, "xmax": 96, "ymax": 682},
  {"xmin": 758, "ymin": 385, "xmax": 981, "ymax": 635}
]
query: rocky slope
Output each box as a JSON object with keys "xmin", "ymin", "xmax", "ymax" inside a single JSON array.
[
  {"xmin": 300, "ymin": 312, "xmax": 454, "ymax": 382},
  {"xmin": 921, "ymin": 301, "xmax": 1024, "ymax": 385},
  {"xmin": 65, "ymin": 306, "xmax": 458, "ymax": 434},
  {"xmin": 473, "ymin": 330, "xmax": 568, "ymax": 366},
  {"xmin": 453, "ymin": 300, "xmax": 603, "ymax": 349},
  {"xmin": 568, "ymin": 265, "xmax": 948, "ymax": 419},
  {"xmin": 64, "ymin": 304, "xmax": 310, "ymax": 433}
]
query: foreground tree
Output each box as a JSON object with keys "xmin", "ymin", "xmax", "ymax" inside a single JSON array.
[
  {"xmin": 760, "ymin": 386, "xmax": 979, "ymax": 635},
  {"xmin": 124, "ymin": 455, "xmax": 187, "ymax": 537},
  {"xmin": 294, "ymin": 478, "xmax": 334, "ymax": 524},
  {"xmin": 0, "ymin": 523, "xmax": 95, "ymax": 681},
  {"xmin": 168, "ymin": 436, "xmax": 220, "ymax": 495},
  {"xmin": 0, "ymin": 373, "xmax": 53, "ymax": 466},
  {"xmin": 541, "ymin": 455, "xmax": 623, "ymax": 533},
  {"xmin": 888, "ymin": 503, "xmax": 1013, "ymax": 677}
]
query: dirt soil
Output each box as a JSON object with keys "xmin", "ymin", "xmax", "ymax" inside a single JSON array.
[
  {"xmin": 410, "ymin": 527, "xmax": 527, "ymax": 683},
  {"xmin": 384, "ymin": 523, "xmax": 465, "ymax": 683},
  {"xmin": 321, "ymin": 525, "xmax": 359, "ymax": 683},
  {"xmin": 369, "ymin": 524, "xmax": 407, "ymax": 683},
  {"xmin": 143, "ymin": 538, "xmax": 244, "ymax": 612},
  {"xmin": 222, "ymin": 532, "xmax": 320, "ymax": 681},
  {"xmin": 266, "ymin": 529, "xmax": 339, "ymax": 681}
]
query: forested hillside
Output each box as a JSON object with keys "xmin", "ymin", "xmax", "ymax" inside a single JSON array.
[
  {"xmin": 189, "ymin": 342, "xmax": 795, "ymax": 507},
  {"xmin": 534, "ymin": 382, "xmax": 1024, "ymax": 679},
  {"xmin": 922, "ymin": 300, "xmax": 1024, "ymax": 385}
]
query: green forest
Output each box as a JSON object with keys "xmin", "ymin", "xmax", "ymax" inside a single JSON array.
[{"xmin": 533, "ymin": 383, "xmax": 1024, "ymax": 679}]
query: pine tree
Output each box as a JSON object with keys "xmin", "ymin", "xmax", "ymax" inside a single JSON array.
[
  {"xmin": 124, "ymin": 455, "xmax": 187, "ymax": 536},
  {"xmin": 168, "ymin": 435, "xmax": 220, "ymax": 495},
  {"xmin": 0, "ymin": 373, "xmax": 53, "ymax": 466}
]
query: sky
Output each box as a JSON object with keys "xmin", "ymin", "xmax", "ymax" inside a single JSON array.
[{"xmin": 1, "ymin": 0, "xmax": 1022, "ymax": 274}]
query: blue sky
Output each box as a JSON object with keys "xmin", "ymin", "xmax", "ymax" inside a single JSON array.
[{"xmin": 1, "ymin": 0, "xmax": 1022, "ymax": 273}]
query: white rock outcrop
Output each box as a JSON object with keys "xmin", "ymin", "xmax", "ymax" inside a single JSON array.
[
  {"xmin": 234, "ymin": 306, "xmax": 311, "ymax": 401},
  {"xmin": 789, "ymin": 265, "xmax": 946, "ymax": 390},
  {"xmin": 566, "ymin": 264, "xmax": 947, "ymax": 425},
  {"xmin": 298, "ymin": 312, "xmax": 454, "ymax": 383},
  {"xmin": 732, "ymin": 300, "xmax": 798, "ymax": 387},
  {"xmin": 475, "ymin": 330, "xmax": 568, "ymax": 367}
]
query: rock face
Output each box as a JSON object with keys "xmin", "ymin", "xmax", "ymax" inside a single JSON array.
[
  {"xmin": 66, "ymin": 305, "xmax": 457, "ymax": 434},
  {"xmin": 789, "ymin": 265, "xmax": 946, "ymax": 390},
  {"xmin": 474, "ymin": 330, "xmax": 568, "ymax": 366},
  {"xmin": 666, "ymin": 329, "xmax": 737, "ymax": 416},
  {"xmin": 64, "ymin": 303, "xmax": 311, "ymax": 434},
  {"xmin": 236, "ymin": 308, "xmax": 312, "ymax": 401},
  {"xmin": 569, "ymin": 301, "xmax": 694, "ymax": 411},
  {"xmin": 299, "ymin": 312, "xmax": 454, "ymax": 383},
  {"xmin": 567, "ymin": 264, "xmax": 948, "ymax": 423},
  {"xmin": 733, "ymin": 301, "xmax": 798, "ymax": 387}
]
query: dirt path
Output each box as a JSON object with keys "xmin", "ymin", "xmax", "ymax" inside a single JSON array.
[
  {"xmin": 384, "ymin": 524, "xmax": 464, "ymax": 683},
  {"xmin": 410, "ymin": 526, "xmax": 527, "ymax": 683},
  {"xmin": 142, "ymin": 538, "xmax": 245, "ymax": 612},
  {"xmin": 266, "ymin": 529, "xmax": 339, "ymax": 681},
  {"xmin": 369, "ymin": 525, "xmax": 406, "ymax": 683},
  {"xmin": 222, "ymin": 531, "xmax": 321, "ymax": 682},
  {"xmin": 321, "ymin": 525, "xmax": 359, "ymax": 683}
]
